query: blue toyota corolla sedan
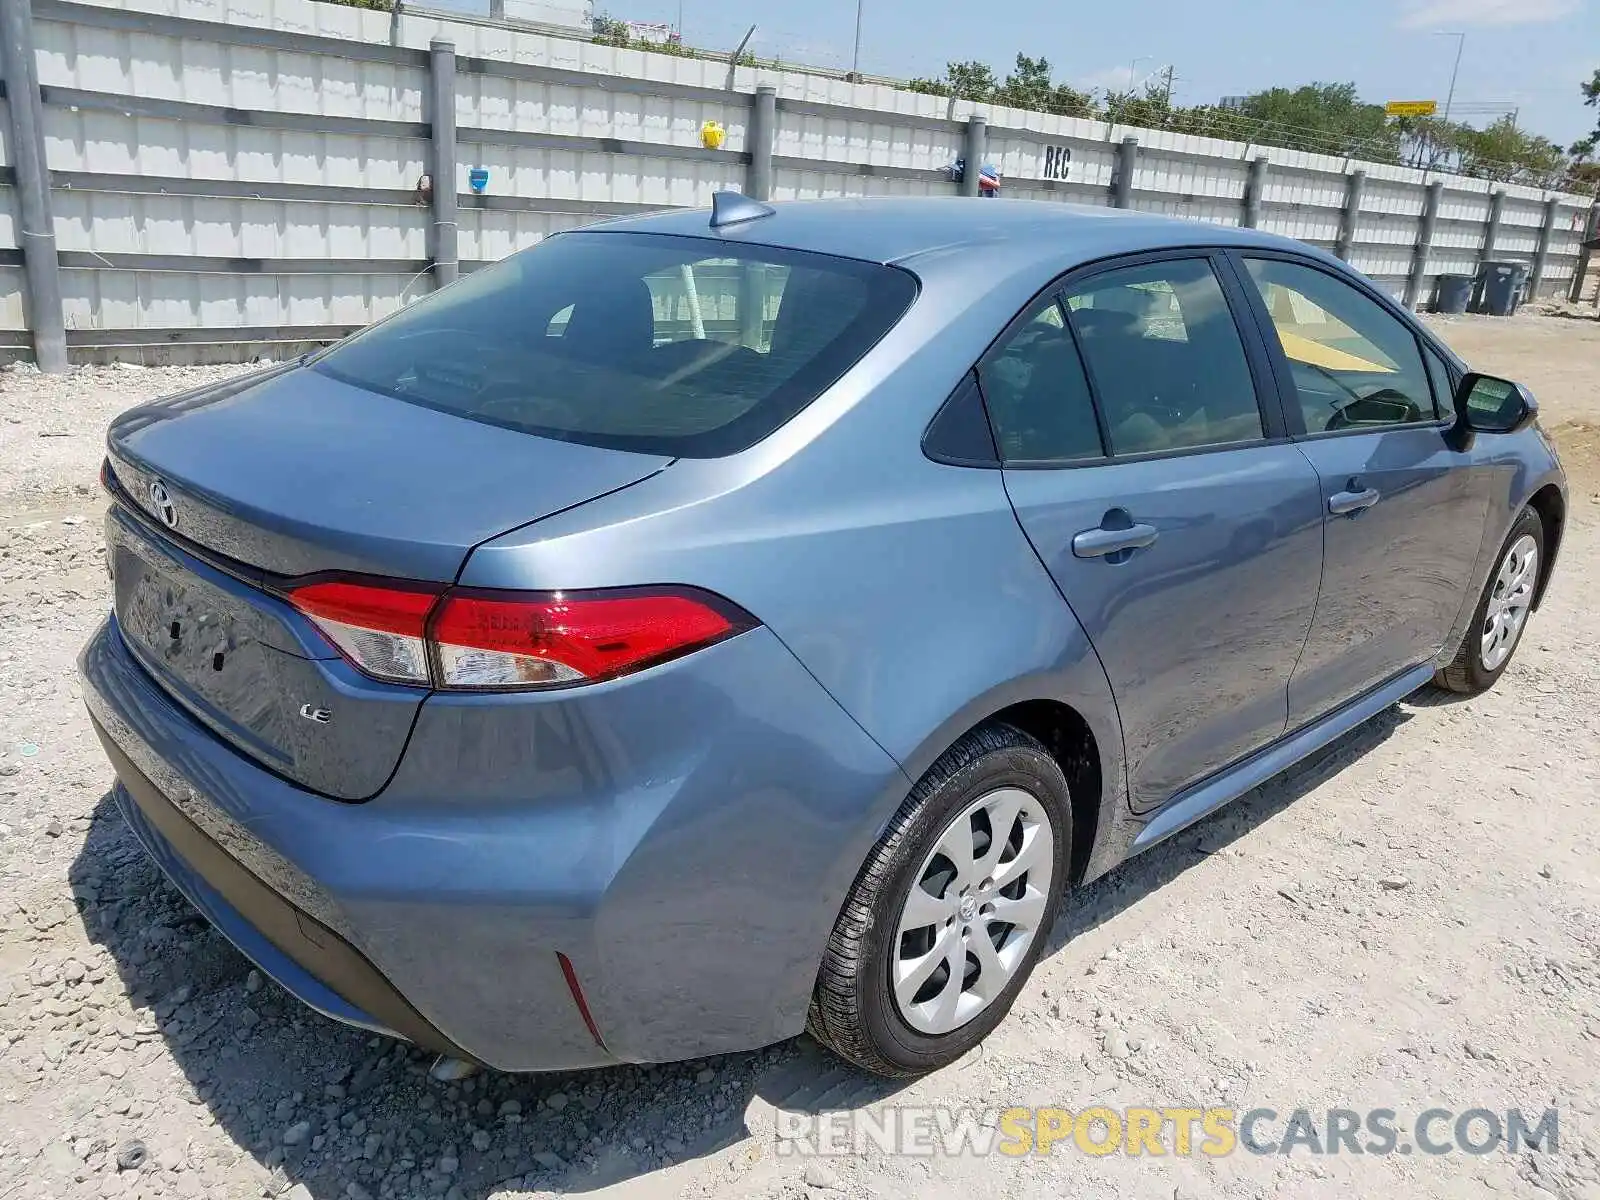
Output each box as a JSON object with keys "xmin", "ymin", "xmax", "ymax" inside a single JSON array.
[{"xmin": 81, "ymin": 195, "xmax": 1565, "ymax": 1078}]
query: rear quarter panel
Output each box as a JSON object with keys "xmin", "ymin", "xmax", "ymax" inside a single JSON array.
[{"xmin": 461, "ymin": 248, "xmax": 1130, "ymax": 885}]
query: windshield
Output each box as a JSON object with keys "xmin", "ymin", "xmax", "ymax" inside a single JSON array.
[{"xmin": 312, "ymin": 231, "xmax": 918, "ymax": 458}]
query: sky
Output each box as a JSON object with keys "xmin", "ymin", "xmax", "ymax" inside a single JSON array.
[{"xmin": 600, "ymin": 0, "xmax": 1598, "ymax": 147}]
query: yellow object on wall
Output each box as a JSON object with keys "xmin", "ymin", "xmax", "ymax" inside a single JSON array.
[{"xmin": 701, "ymin": 121, "xmax": 725, "ymax": 150}]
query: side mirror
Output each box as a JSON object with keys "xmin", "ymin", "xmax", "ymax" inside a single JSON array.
[{"xmin": 1455, "ymin": 373, "xmax": 1538, "ymax": 435}]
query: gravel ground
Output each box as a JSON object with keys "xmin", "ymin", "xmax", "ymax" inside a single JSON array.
[{"xmin": 2, "ymin": 313, "xmax": 1599, "ymax": 1200}]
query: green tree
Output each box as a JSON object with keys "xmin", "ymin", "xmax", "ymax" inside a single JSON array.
[
  {"xmin": 592, "ymin": 16, "xmax": 630, "ymax": 46},
  {"xmin": 1048, "ymin": 83, "xmax": 1097, "ymax": 119},
  {"xmin": 997, "ymin": 54, "xmax": 1094, "ymax": 116},
  {"xmin": 906, "ymin": 60, "xmax": 999, "ymax": 100},
  {"xmin": 1103, "ymin": 80, "xmax": 1177, "ymax": 130},
  {"xmin": 1397, "ymin": 115, "xmax": 1465, "ymax": 172},
  {"xmin": 1454, "ymin": 116, "xmax": 1566, "ymax": 183},
  {"xmin": 1573, "ymin": 68, "xmax": 1600, "ymax": 160},
  {"xmin": 945, "ymin": 60, "xmax": 1000, "ymax": 101},
  {"xmin": 1238, "ymin": 82, "xmax": 1397, "ymax": 159},
  {"xmin": 909, "ymin": 54, "xmax": 1092, "ymax": 116},
  {"xmin": 995, "ymin": 54, "xmax": 1053, "ymax": 111}
]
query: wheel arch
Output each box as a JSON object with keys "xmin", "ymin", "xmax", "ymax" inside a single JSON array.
[
  {"xmin": 1526, "ymin": 482, "xmax": 1565, "ymax": 610},
  {"xmin": 898, "ymin": 691, "xmax": 1119, "ymax": 890},
  {"xmin": 985, "ymin": 699, "xmax": 1104, "ymax": 888}
]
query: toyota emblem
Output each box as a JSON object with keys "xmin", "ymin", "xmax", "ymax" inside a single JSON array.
[{"xmin": 148, "ymin": 479, "xmax": 179, "ymax": 529}]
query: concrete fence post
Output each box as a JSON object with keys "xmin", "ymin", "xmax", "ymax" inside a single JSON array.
[
  {"xmin": 746, "ymin": 86, "xmax": 776, "ymax": 201},
  {"xmin": 1528, "ymin": 196, "xmax": 1558, "ymax": 300},
  {"xmin": 1242, "ymin": 155, "xmax": 1268, "ymax": 230},
  {"xmin": 1478, "ymin": 189, "xmax": 1505, "ymax": 271},
  {"xmin": 1405, "ymin": 180, "xmax": 1443, "ymax": 311},
  {"xmin": 960, "ymin": 116, "xmax": 986, "ymax": 197},
  {"xmin": 1335, "ymin": 169, "xmax": 1364, "ymax": 262},
  {"xmin": 429, "ymin": 39, "xmax": 459, "ymax": 289},
  {"xmin": 1114, "ymin": 136, "xmax": 1137, "ymax": 209},
  {"xmin": 0, "ymin": 0, "xmax": 68, "ymax": 372},
  {"xmin": 1573, "ymin": 204, "xmax": 1599, "ymax": 305}
]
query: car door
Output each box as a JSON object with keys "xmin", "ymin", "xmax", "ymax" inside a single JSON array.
[
  {"xmin": 1228, "ymin": 252, "xmax": 1495, "ymax": 729},
  {"xmin": 988, "ymin": 252, "xmax": 1325, "ymax": 813}
]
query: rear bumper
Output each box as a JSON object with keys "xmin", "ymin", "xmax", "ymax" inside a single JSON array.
[
  {"xmin": 105, "ymin": 744, "xmax": 462, "ymax": 1055},
  {"xmin": 81, "ymin": 613, "xmax": 906, "ymax": 1071}
]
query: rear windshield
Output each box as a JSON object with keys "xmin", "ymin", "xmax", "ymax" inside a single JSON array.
[{"xmin": 312, "ymin": 231, "xmax": 918, "ymax": 458}]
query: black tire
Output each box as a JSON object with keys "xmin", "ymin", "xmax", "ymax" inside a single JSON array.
[
  {"xmin": 806, "ymin": 723, "xmax": 1071, "ymax": 1077},
  {"xmin": 1434, "ymin": 505, "xmax": 1545, "ymax": 696}
]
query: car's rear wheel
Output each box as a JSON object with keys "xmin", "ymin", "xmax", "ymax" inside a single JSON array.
[
  {"xmin": 807, "ymin": 724, "xmax": 1070, "ymax": 1077},
  {"xmin": 1434, "ymin": 505, "xmax": 1544, "ymax": 696}
]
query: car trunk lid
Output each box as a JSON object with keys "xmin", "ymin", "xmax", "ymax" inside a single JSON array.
[
  {"xmin": 108, "ymin": 364, "xmax": 672, "ymax": 582},
  {"xmin": 105, "ymin": 364, "xmax": 671, "ymax": 798}
]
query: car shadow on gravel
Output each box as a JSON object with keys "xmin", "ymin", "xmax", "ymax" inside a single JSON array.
[
  {"xmin": 1402, "ymin": 685, "xmax": 1477, "ymax": 708},
  {"xmin": 68, "ymin": 790, "xmax": 912, "ymax": 1199},
  {"xmin": 1052, "ymin": 701, "xmax": 1413, "ymax": 950}
]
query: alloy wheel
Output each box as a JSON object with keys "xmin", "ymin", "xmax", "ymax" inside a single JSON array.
[
  {"xmin": 891, "ymin": 787, "xmax": 1055, "ymax": 1036},
  {"xmin": 1480, "ymin": 533, "xmax": 1539, "ymax": 672}
]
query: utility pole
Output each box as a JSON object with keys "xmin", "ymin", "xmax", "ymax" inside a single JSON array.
[
  {"xmin": 1162, "ymin": 64, "xmax": 1175, "ymax": 106},
  {"xmin": 725, "ymin": 23, "xmax": 756, "ymax": 90},
  {"xmin": 850, "ymin": 0, "xmax": 864, "ymax": 79},
  {"xmin": 1129, "ymin": 55, "xmax": 1150, "ymax": 93},
  {"xmin": 1435, "ymin": 31, "xmax": 1465, "ymax": 123}
]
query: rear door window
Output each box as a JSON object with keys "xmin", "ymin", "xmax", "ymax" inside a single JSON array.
[
  {"xmin": 979, "ymin": 300, "xmax": 1104, "ymax": 464},
  {"xmin": 1063, "ymin": 258, "xmax": 1266, "ymax": 455},
  {"xmin": 313, "ymin": 232, "xmax": 917, "ymax": 458}
]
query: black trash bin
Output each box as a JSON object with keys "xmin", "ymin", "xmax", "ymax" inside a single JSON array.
[
  {"xmin": 1434, "ymin": 273, "xmax": 1473, "ymax": 314},
  {"xmin": 1480, "ymin": 261, "xmax": 1527, "ymax": 317}
]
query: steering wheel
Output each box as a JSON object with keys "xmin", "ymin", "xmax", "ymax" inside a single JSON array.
[{"xmin": 1326, "ymin": 386, "xmax": 1419, "ymax": 431}]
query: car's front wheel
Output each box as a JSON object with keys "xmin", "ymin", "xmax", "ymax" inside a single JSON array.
[
  {"xmin": 1435, "ymin": 505, "xmax": 1545, "ymax": 695},
  {"xmin": 807, "ymin": 724, "xmax": 1070, "ymax": 1077}
]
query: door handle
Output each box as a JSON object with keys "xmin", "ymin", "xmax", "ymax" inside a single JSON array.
[
  {"xmin": 1328, "ymin": 487, "xmax": 1380, "ymax": 515},
  {"xmin": 1072, "ymin": 522, "xmax": 1159, "ymax": 559}
]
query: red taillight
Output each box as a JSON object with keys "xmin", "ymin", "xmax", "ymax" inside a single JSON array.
[
  {"xmin": 289, "ymin": 580, "xmax": 439, "ymax": 637},
  {"xmin": 431, "ymin": 588, "xmax": 747, "ymax": 689},
  {"xmin": 287, "ymin": 580, "xmax": 754, "ymax": 691},
  {"xmin": 288, "ymin": 580, "xmax": 441, "ymax": 686}
]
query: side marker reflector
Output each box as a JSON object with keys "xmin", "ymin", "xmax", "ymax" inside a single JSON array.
[{"xmin": 557, "ymin": 951, "xmax": 606, "ymax": 1049}]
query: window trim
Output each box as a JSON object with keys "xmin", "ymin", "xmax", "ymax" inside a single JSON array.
[
  {"xmin": 1421, "ymin": 342, "xmax": 1458, "ymax": 421},
  {"xmin": 1222, "ymin": 248, "xmax": 1458, "ymax": 443},
  {"xmin": 975, "ymin": 248, "xmax": 1292, "ymax": 470},
  {"xmin": 922, "ymin": 370, "xmax": 1002, "ymax": 467}
]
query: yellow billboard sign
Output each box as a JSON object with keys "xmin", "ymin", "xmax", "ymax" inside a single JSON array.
[{"xmin": 1385, "ymin": 100, "xmax": 1438, "ymax": 117}]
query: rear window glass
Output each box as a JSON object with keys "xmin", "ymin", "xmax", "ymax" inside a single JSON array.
[{"xmin": 311, "ymin": 232, "xmax": 918, "ymax": 458}]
